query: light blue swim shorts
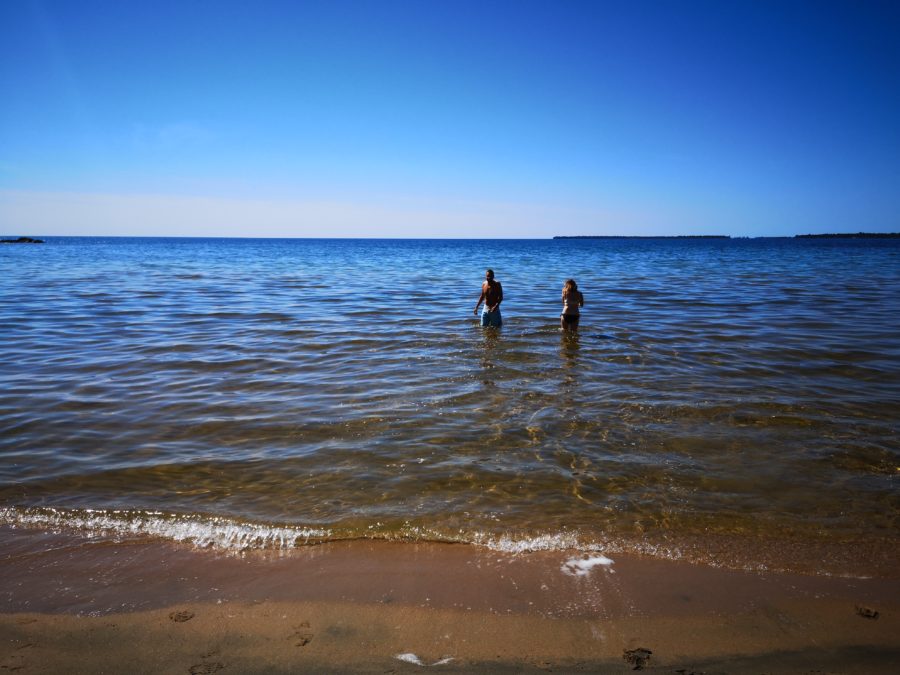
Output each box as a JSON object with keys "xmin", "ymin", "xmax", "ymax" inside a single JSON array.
[{"xmin": 481, "ymin": 308, "xmax": 502, "ymax": 327}]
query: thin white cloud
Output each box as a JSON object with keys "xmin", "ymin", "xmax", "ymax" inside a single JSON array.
[{"xmin": 0, "ymin": 189, "xmax": 661, "ymax": 238}]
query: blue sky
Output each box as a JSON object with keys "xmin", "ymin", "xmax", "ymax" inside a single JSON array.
[{"xmin": 1, "ymin": 0, "xmax": 898, "ymax": 237}]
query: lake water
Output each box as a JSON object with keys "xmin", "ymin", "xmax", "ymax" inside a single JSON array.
[{"xmin": 1, "ymin": 237, "xmax": 898, "ymax": 576}]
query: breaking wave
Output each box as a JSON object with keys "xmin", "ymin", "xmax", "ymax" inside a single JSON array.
[
  {"xmin": 0, "ymin": 506, "xmax": 618, "ymax": 555},
  {"xmin": 0, "ymin": 505, "xmax": 885, "ymax": 578},
  {"xmin": 0, "ymin": 506, "xmax": 331, "ymax": 551}
]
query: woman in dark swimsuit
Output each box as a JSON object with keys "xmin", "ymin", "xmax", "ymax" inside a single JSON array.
[{"xmin": 561, "ymin": 279, "xmax": 584, "ymax": 331}]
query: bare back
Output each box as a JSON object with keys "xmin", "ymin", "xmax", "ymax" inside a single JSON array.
[
  {"xmin": 482, "ymin": 280, "xmax": 503, "ymax": 309},
  {"xmin": 562, "ymin": 288, "xmax": 583, "ymax": 314}
]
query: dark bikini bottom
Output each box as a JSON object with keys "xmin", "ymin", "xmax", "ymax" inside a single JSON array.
[{"xmin": 561, "ymin": 314, "xmax": 580, "ymax": 324}]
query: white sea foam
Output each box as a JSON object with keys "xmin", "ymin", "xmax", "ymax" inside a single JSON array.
[
  {"xmin": 0, "ymin": 507, "xmax": 330, "ymax": 551},
  {"xmin": 394, "ymin": 653, "xmax": 454, "ymax": 666},
  {"xmin": 391, "ymin": 523, "xmax": 601, "ymax": 554},
  {"xmin": 472, "ymin": 532, "xmax": 590, "ymax": 553},
  {"xmin": 3, "ymin": 507, "xmax": 605, "ymax": 555},
  {"xmin": 561, "ymin": 555, "xmax": 615, "ymax": 576},
  {"xmin": 4, "ymin": 507, "xmax": 854, "ymax": 577}
]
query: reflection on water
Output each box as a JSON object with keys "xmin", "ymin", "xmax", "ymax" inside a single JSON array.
[
  {"xmin": 477, "ymin": 322, "xmax": 502, "ymax": 385},
  {"xmin": 1, "ymin": 237, "xmax": 898, "ymax": 575},
  {"xmin": 559, "ymin": 330, "xmax": 580, "ymax": 371},
  {"xmin": 559, "ymin": 331, "xmax": 581, "ymax": 409}
]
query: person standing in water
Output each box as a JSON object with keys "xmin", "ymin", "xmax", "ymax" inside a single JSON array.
[
  {"xmin": 561, "ymin": 278, "xmax": 584, "ymax": 331},
  {"xmin": 474, "ymin": 269, "xmax": 503, "ymax": 327}
]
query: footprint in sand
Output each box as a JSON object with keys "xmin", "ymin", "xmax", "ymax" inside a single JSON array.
[
  {"xmin": 169, "ymin": 610, "xmax": 195, "ymax": 623},
  {"xmin": 188, "ymin": 663, "xmax": 224, "ymax": 674},
  {"xmin": 623, "ymin": 647, "xmax": 652, "ymax": 670},
  {"xmin": 2, "ymin": 653, "xmax": 26, "ymax": 672},
  {"xmin": 292, "ymin": 621, "xmax": 313, "ymax": 647}
]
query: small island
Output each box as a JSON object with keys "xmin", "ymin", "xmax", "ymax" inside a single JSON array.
[{"xmin": 1, "ymin": 236, "xmax": 45, "ymax": 244}]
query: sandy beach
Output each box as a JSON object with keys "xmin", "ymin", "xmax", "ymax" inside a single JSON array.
[{"xmin": 2, "ymin": 527, "xmax": 898, "ymax": 673}]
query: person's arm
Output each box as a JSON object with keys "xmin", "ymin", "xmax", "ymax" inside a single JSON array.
[
  {"xmin": 474, "ymin": 284, "xmax": 486, "ymax": 314},
  {"xmin": 579, "ymin": 290, "xmax": 584, "ymax": 307}
]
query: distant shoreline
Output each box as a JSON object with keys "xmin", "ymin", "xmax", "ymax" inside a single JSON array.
[
  {"xmin": 794, "ymin": 232, "xmax": 900, "ymax": 238},
  {"xmin": 554, "ymin": 232, "xmax": 900, "ymax": 240}
]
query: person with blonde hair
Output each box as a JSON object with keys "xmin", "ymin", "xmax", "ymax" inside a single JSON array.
[{"xmin": 561, "ymin": 278, "xmax": 584, "ymax": 331}]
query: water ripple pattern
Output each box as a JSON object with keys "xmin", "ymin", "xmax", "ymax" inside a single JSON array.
[{"xmin": 1, "ymin": 237, "xmax": 898, "ymax": 575}]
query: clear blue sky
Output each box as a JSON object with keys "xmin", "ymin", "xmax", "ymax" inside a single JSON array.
[{"xmin": 1, "ymin": 0, "xmax": 898, "ymax": 237}]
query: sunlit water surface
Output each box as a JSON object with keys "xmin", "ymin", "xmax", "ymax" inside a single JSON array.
[{"xmin": 1, "ymin": 237, "xmax": 898, "ymax": 576}]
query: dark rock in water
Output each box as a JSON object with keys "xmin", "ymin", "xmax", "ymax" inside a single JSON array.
[
  {"xmin": 623, "ymin": 647, "xmax": 653, "ymax": 670},
  {"xmin": 0, "ymin": 236, "xmax": 44, "ymax": 244}
]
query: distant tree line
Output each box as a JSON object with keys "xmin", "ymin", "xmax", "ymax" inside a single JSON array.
[{"xmin": 795, "ymin": 232, "xmax": 900, "ymax": 238}]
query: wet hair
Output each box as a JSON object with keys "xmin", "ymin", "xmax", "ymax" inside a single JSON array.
[
  {"xmin": 564, "ymin": 278, "xmax": 578, "ymax": 291},
  {"xmin": 486, "ymin": 269, "xmax": 494, "ymax": 279}
]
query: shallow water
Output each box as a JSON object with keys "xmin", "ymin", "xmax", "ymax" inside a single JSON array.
[{"xmin": 1, "ymin": 237, "xmax": 898, "ymax": 575}]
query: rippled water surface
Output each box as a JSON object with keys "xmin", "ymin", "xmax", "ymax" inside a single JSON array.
[{"xmin": 1, "ymin": 237, "xmax": 898, "ymax": 575}]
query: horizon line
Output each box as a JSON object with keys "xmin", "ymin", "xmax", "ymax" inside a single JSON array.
[{"xmin": 5, "ymin": 233, "xmax": 897, "ymax": 241}]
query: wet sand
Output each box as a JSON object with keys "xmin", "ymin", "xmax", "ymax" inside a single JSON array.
[{"xmin": 2, "ymin": 527, "xmax": 898, "ymax": 673}]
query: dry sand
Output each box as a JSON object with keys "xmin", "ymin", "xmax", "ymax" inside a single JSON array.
[{"xmin": 1, "ymin": 527, "xmax": 898, "ymax": 673}]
